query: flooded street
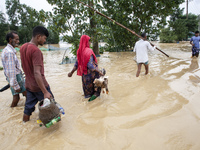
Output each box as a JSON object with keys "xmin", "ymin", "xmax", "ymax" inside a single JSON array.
[{"xmin": 0, "ymin": 42, "xmax": 200, "ymax": 150}]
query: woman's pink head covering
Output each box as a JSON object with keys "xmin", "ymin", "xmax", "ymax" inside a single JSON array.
[{"xmin": 77, "ymin": 35, "xmax": 97, "ymax": 76}]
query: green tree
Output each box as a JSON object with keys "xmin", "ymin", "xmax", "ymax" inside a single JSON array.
[
  {"xmin": 46, "ymin": 0, "xmax": 103, "ymax": 55},
  {"xmin": 184, "ymin": 13, "xmax": 198, "ymax": 39},
  {"xmin": 102, "ymin": 0, "xmax": 184, "ymax": 50},
  {"xmin": 168, "ymin": 8, "xmax": 188, "ymax": 41},
  {"xmin": 5, "ymin": 0, "xmax": 49, "ymax": 44},
  {"xmin": 166, "ymin": 8, "xmax": 198, "ymax": 41},
  {"xmin": 159, "ymin": 27, "xmax": 177, "ymax": 42},
  {"xmin": 47, "ymin": 26, "xmax": 60, "ymax": 44},
  {"xmin": 46, "ymin": 0, "xmax": 185, "ymax": 54},
  {"xmin": 0, "ymin": 11, "xmax": 9, "ymax": 45},
  {"xmin": 101, "ymin": 0, "xmax": 184, "ymax": 50},
  {"xmin": 17, "ymin": 5, "xmax": 46, "ymax": 43}
]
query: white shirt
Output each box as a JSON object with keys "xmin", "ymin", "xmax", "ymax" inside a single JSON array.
[{"xmin": 133, "ymin": 39, "xmax": 155, "ymax": 63}]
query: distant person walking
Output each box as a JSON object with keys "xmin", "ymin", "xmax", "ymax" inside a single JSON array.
[
  {"xmin": 134, "ymin": 33, "xmax": 156, "ymax": 77},
  {"xmin": 20, "ymin": 26, "xmax": 54, "ymax": 122},
  {"xmin": 190, "ymin": 31, "xmax": 200, "ymax": 58},
  {"xmin": 1, "ymin": 31, "xmax": 26, "ymax": 107},
  {"xmin": 68, "ymin": 35, "xmax": 104, "ymax": 101}
]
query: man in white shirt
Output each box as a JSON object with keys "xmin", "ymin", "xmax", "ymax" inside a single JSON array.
[{"xmin": 133, "ymin": 33, "xmax": 156, "ymax": 77}]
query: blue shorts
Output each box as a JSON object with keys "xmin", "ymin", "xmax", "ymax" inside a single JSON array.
[
  {"xmin": 137, "ymin": 61, "xmax": 148, "ymax": 65},
  {"xmin": 192, "ymin": 46, "xmax": 199, "ymax": 55},
  {"xmin": 8, "ymin": 74, "xmax": 26, "ymax": 95},
  {"xmin": 24, "ymin": 86, "xmax": 54, "ymax": 116}
]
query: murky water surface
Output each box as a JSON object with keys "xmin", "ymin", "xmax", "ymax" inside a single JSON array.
[{"xmin": 0, "ymin": 42, "xmax": 200, "ymax": 150}]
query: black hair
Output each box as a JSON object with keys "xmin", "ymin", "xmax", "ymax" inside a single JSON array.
[
  {"xmin": 141, "ymin": 32, "xmax": 146, "ymax": 38},
  {"xmin": 195, "ymin": 31, "xmax": 199, "ymax": 34},
  {"xmin": 32, "ymin": 26, "xmax": 49, "ymax": 37},
  {"xmin": 6, "ymin": 31, "xmax": 18, "ymax": 43}
]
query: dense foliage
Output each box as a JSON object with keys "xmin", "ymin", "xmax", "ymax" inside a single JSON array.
[
  {"xmin": 46, "ymin": 0, "xmax": 103, "ymax": 55},
  {"xmin": 100, "ymin": 0, "xmax": 185, "ymax": 50},
  {"xmin": 160, "ymin": 8, "xmax": 198, "ymax": 42},
  {"xmin": 0, "ymin": 0, "xmax": 59, "ymax": 46},
  {"xmin": 0, "ymin": 11, "xmax": 8, "ymax": 45},
  {"xmin": 46, "ymin": 0, "xmax": 185, "ymax": 54},
  {"xmin": 1, "ymin": 0, "xmax": 199, "ymax": 53}
]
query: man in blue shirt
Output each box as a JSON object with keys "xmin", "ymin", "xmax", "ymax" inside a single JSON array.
[{"xmin": 190, "ymin": 31, "xmax": 200, "ymax": 57}]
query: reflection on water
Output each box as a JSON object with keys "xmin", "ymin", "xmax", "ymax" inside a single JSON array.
[
  {"xmin": 189, "ymin": 58, "xmax": 199, "ymax": 71},
  {"xmin": 0, "ymin": 42, "xmax": 200, "ymax": 150}
]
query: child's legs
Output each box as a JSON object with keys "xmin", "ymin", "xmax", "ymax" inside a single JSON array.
[{"xmin": 136, "ymin": 63, "xmax": 142, "ymax": 77}]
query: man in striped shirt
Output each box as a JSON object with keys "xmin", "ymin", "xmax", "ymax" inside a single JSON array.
[{"xmin": 1, "ymin": 31, "xmax": 26, "ymax": 107}]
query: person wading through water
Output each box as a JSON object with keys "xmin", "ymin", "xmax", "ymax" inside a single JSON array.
[
  {"xmin": 68, "ymin": 35, "xmax": 104, "ymax": 101},
  {"xmin": 190, "ymin": 31, "xmax": 200, "ymax": 58},
  {"xmin": 20, "ymin": 26, "xmax": 54, "ymax": 122},
  {"xmin": 1, "ymin": 31, "xmax": 26, "ymax": 107},
  {"xmin": 134, "ymin": 32, "xmax": 156, "ymax": 77}
]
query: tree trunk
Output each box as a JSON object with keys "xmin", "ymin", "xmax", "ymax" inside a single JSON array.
[{"xmin": 88, "ymin": 0, "xmax": 99, "ymax": 55}]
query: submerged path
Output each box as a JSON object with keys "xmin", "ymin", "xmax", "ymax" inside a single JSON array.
[{"xmin": 0, "ymin": 42, "xmax": 200, "ymax": 150}]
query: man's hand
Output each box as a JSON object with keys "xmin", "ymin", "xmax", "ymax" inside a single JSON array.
[
  {"xmin": 34, "ymin": 65, "xmax": 52, "ymax": 99},
  {"xmin": 68, "ymin": 72, "xmax": 73, "ymax": 77},
  {"xmin": 44, "ymin": 91, "xmax": 52, "ymax": 99},
  {"xmin": 15, "ymin": 88, "xmax": 21, "ymax": 93}
]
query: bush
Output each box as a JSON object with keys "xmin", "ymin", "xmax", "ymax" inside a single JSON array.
[
  {"xmin": 99, "ymin": 47, "xmax": 104, "ymax": 54},
  {"xmin": 159, "ymin": 28, "xmax": 177, "ymax": 43}
]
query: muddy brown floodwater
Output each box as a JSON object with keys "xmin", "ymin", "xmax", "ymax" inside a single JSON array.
[{"xmin": 0, "ymin": 42, "xmax": 200, "ymax": 150}]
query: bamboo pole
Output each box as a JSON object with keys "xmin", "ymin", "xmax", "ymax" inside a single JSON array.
[{"xmin": 75, "ymin": 0, "xmax": 169, "ymax": 57}]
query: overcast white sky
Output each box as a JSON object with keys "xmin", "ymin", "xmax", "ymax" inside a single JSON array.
[
  {"xmin": 0, "ymin": 0, "xmax": 199, "ymax": 17},
  {"xmin": 0, "ymin": 0, "xmax": 54, "ymax": 13},
  {"xmin": 180, "ymin": 0, "xmax": 200, "ymax": 15}
]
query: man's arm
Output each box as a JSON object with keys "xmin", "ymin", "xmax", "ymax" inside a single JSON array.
[
  {"xmin": 190, "ymin": 41, "xmax": 194, "ymax": 46},
  {"xmin": 34, "ymin": 65, "xmax": 52, "ymax": 99},
  {"xmin": 133, "ymin": 43, "xmax": 137, "ymax": 52},
  {"xmin": 133, "ymin": 47, "xmax": 136, "ymax": 52},
  {"xmin": 190, "ymin": 37, "xmax": 194, "ymax": 46},
  {"xmin": 147, "ymin": 42, "xmax": 156, "ymax": 51}
]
